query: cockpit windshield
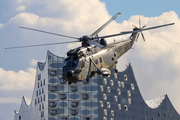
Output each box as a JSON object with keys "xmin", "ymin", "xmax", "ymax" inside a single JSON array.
[{"xmin": 63, "ymin": 57, "xmax": 79, "ymax": 68}]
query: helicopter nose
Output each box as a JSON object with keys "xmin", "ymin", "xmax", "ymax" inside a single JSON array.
[{"xmin": 67, "ymin": 70, "xmax": 74, "ymax": 77}]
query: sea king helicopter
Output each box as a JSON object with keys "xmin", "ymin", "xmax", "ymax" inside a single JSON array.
[{"xmin": 6, "ymin": 13, "xmax": 174, "ymax": 84}]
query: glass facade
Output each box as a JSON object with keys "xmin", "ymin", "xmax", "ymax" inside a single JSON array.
[{"xmin": 14, "ymin": 51, "xmax": 180, "ymax": 120}]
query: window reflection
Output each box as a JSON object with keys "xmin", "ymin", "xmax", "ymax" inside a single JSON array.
[
  {"xmin": 59, "ymin": 93, "xmax": 67, "ymax": 100},
  {"xmin": 82, "ymin": 93, "xmax": 89, "ymax": 100},
  {"xmin": 70, "ymin": 108, "xmax": 78, "ymax": 116}
]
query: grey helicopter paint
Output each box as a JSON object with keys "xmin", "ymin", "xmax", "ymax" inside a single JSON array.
[{"xmin": 5, "ymin": 13, "xmax": 174, "ymax": 84}]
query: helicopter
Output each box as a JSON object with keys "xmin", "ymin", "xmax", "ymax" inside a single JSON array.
[{"xmin": 6, "ymin": 12, "xmax": 174, "ymax": 84}]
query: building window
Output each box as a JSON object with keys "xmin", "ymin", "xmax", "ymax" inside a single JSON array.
[
  {"xmin": 70, "ymin": 85, "xmax": 78, "ymax": 92},
  {"xmin": 19, "ymin": 115, "xmax": 21, "ymax": 120},
  {"xmin": 110, "ymin": 80, "xmax": 114, "ymax": 86},
  {"xmin": 117, "ymin": 89, "xmax": 121, "ymax": 95},
  {"xmin": 41, "ymin": 111, "xmax": 44, "ymax": 117},
  {"xmin": 59, "ymin": 78, "xmax": 67, "ymax": 84},
  {"xmin": 124, "ymin": 105, "xmax": 128, "ymax": 112},
  {"xmin": 41, "ymin": 96, "xmax": 43, "ymax": 102},
  {"xmin": 39, "ymin": 104, "xmax": 41, "ymax": 111},
  {"xmin": 43, "ymin": 79, "xmax": 45, "ymax": 86},
  {"xmin": 114, "ymin": 96, "xmax": 118, "ymax": 102},
  {"xmin": 38, "ymin": 98, "xmax": 40, "ymax": 103},
  {"xmin": 38, "ymin": 82, "xmax": 39, "ymax": 88},
  {"xmin": 83, "ymin": 79, "xmax": 90, "ymax": 84},
  {"xmin": 35, "ymin": 99, "xmax": 37, "ymax": 105},
  {"xmin": 82, "ymin": 93, "xmax": 89, "ymax": 100},
  {"xmin": 71, "ymin": 101, "xmax": 79, "ymax": 108},
  {"xmin": 84, "ymin": 116, "xmax": 90, "ymax": 120},
  {"xmin": 103, "ymin": 117, "xmax": 107, "ymax": 120},
  {"xmin": 44, "ymin": 94, "xmax": 45, "ymax": 101},
  {"xmin": 118, "ymin": 81, "xmax": 121, "ymax": 87},
  {"xmin": 61, "ymin": 116, "xmax": 68, "ymax": 120},
  {"xmin": 118, "ymin": 104, "xmax": 121, "ymax": 110},
  {"xmin": 36, "ymin": 90, "xmax": 38, "ymax": 97},
  {"xmin": 127, "ymin": 90, "xmax": 131, "ymax": 97},
  {"xmin": 49, "ymin": 69, "xmax": 57, "ymax": 76},
  {"xmin": 128, "ymin": 98, "xmax": 131, "ymax": 105},
  {"xmin": 100, "ymin": 85, "xmax": 103, "ymax": 92},
  {"xmin": 42, "ymin": 88, "xmax": 44, "ymax": 94},
  {"xmin": 121, "ymin": 82, "xmax": 124, "ymax": 88},
  {"xmin": 104, "ymin": 109, "xmax": 107, "ymax": 116},
  {"xmin": 39, "ymin": 89, "xmax": 41, "ymax": 95},
  {"xmin": 107, "ymin": 87, "xmax": 111, "ymax": 93},
  {"xmin": 158, "ymin": 112, "xmax": 161, "ymax": 118},
  {"xmin": 59, "ymin": 93, "xmax": 67, "ymax": 100},
  {"xmin": 49, "ymin": 85, "xmax": 57, "ymax": 92},
  {"xmin": 41, "ymin": 81, "xmax": 42, "ymax": 87},
  {"xmin": 111, "ymin": 110, "xmax": 114, "ymax": 117},
  {"xmin": 49, "ymin": 101, "xmax": 57, "ymax": 107},
  {"xmin": 131, "ymin": 83, "xmax": 135, "ymax": 90},
  {"xmin": 100, "ymin": 101, "xmax": 103, "ymax": 107},
  {"xmin": 70, "ymin": 108, "xmax": 78, "ymax": 116},
  {"xmin": 50, "ymin": 108, "xmax": 58, "ymax": 115},
  {"xmin": 104, "ymin": 78, "xmax": 107, "ymax": 85},
  {"xmin": 103, "ymin": 94, "xmax": 107, "ymax": 101},
  {"xmin": 42, "ymin": 103, "xmax": 44, "ymax": 109},
  {"xmin": 124, "ymin": 74, "xmax": 127, "ymax": 81},
  {"xmin": 38, "ymin": 74, "xmax": 41, "ymax": 80},
  {"xmin": 107, "ymin": 102, "xmax": 110, "ymax": 108}
]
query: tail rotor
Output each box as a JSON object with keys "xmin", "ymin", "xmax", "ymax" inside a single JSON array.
[{"xmin": 132, "ymin": 15, "xmax": 147, "ymax": 42}]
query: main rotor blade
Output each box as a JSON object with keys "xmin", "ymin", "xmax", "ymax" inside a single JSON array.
[
  {"xmin": 87, "ymin": 40, "xmax": 105, "ymax": 48},
  {"xmin": 89, "ymin": 12, "xmax": 121, "ymax": 38},
  {"xmin": 20, "ymin": 27, "xmax": 80, "ymax": 40},
  {"xmin": 98, "ymin": 23, "xmax": 174, "ymax": 39},
  {"xmin": 5, "ymin": 41, "xmax": 80, "ymax": 49}
]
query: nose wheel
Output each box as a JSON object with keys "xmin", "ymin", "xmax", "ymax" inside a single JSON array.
[{"xmin": 68, "ymin": 82, "xmax": 72, "ymax": 85}]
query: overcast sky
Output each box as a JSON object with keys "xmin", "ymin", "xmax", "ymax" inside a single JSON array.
[{"xmin": 0, "ymin": 0, "xmax": 180, "ymax": 120}]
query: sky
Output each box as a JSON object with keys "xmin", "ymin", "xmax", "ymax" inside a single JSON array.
[{"xmin": 0, "ymin": 0, "xmax": 180, "ymax": 120}]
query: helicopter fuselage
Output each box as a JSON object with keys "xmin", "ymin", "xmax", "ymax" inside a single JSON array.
[{"xmin": 62, "ymin": 33, "xmax": 137, "ymax": 83}]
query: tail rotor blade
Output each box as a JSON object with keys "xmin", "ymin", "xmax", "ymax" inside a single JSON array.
[
  {"xmin": 136, "ymin": 33, "xmax": 140, "ymax": 42},
  {"xmin": 141, "ymin": 32, "xmax": 145, "ymax": 41},
  {"xmin": 139, "ymin": 15, "xmax": 141, "ymax": 28},
  {"xmin": 132, "ymin": 24, "xmax": 138, "ymax": 28},
  {"xmin": 142, "ymin": 24, "xmax": 147, "ymax": 29}
]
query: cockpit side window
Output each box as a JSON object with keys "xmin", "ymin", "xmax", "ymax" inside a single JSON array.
[{"xmin": 64, "ymin": 58, "xmax": 70, "ymax": 67}]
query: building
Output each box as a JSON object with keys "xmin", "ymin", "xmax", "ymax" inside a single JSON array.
[{"xmin": 14, "ymin": 51, "xmax": 180, "ymax": 120}]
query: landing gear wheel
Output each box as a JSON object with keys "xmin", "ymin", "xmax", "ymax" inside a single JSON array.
[{"xmin": 68, "ymin": 82, "xmax": 71, "ymax": 85}]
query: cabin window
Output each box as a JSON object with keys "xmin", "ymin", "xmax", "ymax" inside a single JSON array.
[
  {"xmin": 95, "ymin": 59, "xmax": 98, "ymax": 64},
  {"xmin": 99, "ymin": 57, "xmax": 102, "ymax": 63}
]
